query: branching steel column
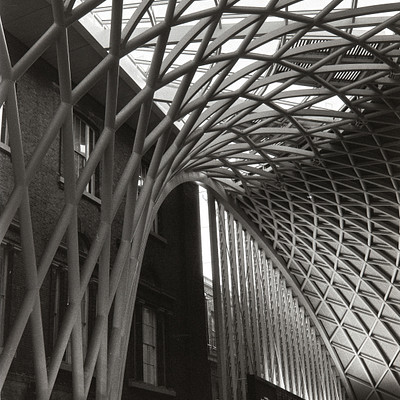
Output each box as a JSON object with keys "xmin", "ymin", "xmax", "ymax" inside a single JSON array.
[
  {"xmin": 217, "ymin": 203, "xmax": 238, "ymax": 399},
  {"xmin": 0, "ymin": 17, "xmax": 48, "ymax": 396},
  {"xmin": 247, "ymin": 235, "xmax": 263, "ymax": 377},
  {"xmin": 236, "ymin": 224, "xmax": 255, "ymax": 375},
  {"xmin": 94, "ymin": 0, "xmax": 122, "ymax": 394},
  {"xmin": 227, "ymin": 213, "xmax": 247, "ymax": 399},
  {"xmin": 208, "ymin": 193, "xmax": 229, "ymax": 400}
]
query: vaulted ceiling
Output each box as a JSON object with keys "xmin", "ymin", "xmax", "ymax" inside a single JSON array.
[{"xmin": 1, "ymin": 1, "xmax": 400, "ymax": 400}]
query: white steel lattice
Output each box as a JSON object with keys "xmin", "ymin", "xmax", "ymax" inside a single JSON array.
[{"xmin": 211, "ymin": 201, "xmax": 347, "ymax": 400}]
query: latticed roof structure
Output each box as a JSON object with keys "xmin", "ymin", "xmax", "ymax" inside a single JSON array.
[{"xmin": 1, "ymin": 1, "xmax": 400, "ymax": 399}]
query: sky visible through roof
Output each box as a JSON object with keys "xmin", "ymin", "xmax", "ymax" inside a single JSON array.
[{"xmin": 81, "ymin": 0, "xmax": 399, "ymax": 121}]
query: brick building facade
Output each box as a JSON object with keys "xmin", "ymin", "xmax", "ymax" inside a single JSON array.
[{"xmin": 0, "ymin": 32, "xmax": 212, "ymax": 400}]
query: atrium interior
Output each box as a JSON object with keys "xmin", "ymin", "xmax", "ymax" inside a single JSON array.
[{"xmin": 1, "ymin": 1, "xmax": 400, "ymax": 400}]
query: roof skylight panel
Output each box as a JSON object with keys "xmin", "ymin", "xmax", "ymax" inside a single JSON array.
[
  {"xmin": 233, "ymin": 0, "xmax": 270, "ymax": 6},
  {"xmin": 287, "ymin": 1, "xmax": 332, "ymax": 17}
]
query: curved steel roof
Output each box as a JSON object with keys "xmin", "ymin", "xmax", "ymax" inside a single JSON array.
[
  {"xmin": 1, "ymin": 1, "xmax": 400, "ymax": 399},
  {"xmin": 99, "ymin": 3, "xmax": 400, "ymax": 397}
]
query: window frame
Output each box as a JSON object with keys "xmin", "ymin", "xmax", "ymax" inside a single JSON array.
[
  {"xmin": 132, "ymin": 301, "xmax": 169, "ymax": 389},
  {"xmin": 59, "ymin": 111, "xmax": 101, "ymax": 201},
  {"xmin": 51, "ymin": 261, "xmax": 97, "ymax": 368},
  {"xmin": 72, "ymin": 113, "xmax": 99, "ymax": 197},
  {"xmin": 142, "ymin": 306, "xmax": 158, "ymax": 385},
  {"xmin": 0, "ymin": 102, "xmax": 10, "ymax": 151}
]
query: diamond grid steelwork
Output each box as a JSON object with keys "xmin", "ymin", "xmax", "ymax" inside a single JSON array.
[
  {"xmin": 209, "ymin": 201, "xmax": 348, "ymax": 400},
  {"xmin": 1, "ymin": 1, "xmax": 400, "ymax": 399}
]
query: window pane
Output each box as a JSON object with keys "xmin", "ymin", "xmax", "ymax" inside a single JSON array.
[
  {"xmin": 70, "ymin": 113, "xmax": 99, "ymax": 196},
  {"xmin": 0, "ymin": 104, "xmax": 9, "ymax": 146},
  {"xmin": 52, "ymin": 266, "xmax": 92, "ymax": 364},
  {"xmin": 80, "ymin": 120, "xmax": 86, "ymax": 155},
  {"xmin": 142, "ymin": 306, "xmax": 157, "ymax": 385},
  {"xmin": 73, "ymin": 115, "xmax": 81, "ymax": 153}
]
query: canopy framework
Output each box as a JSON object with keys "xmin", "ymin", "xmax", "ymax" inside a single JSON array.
[
  {"xmin": 0, "ymin": 1, "xmax": 400, "ymax": 400},
  {"xmin": 208, "ymin": 197, "xmax": 348, "ymax": 400}
]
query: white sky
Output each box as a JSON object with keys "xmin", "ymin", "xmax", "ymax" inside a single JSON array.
[{"xmin": 199, "ymin": 187, "xmax": 213, "ymax": 280}]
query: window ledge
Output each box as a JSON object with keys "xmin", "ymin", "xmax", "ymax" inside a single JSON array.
[
  {"xmin": 59, "ymin": 361, "xmax": 72, "ymax": 371},
  {"xmin": 58, "ymin": 176, "xmax": 101, "ymax": 206},
  {"xmin": 0, "ymin": 142, "xmax": 10, "ymax": 153},
  {"xmin": 149, "ymin": 230, "xmax": 167, "ymax": 244},
  {"xmin": 128, "ymin": 380, "xmax": 176, "ymax": 397}
]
